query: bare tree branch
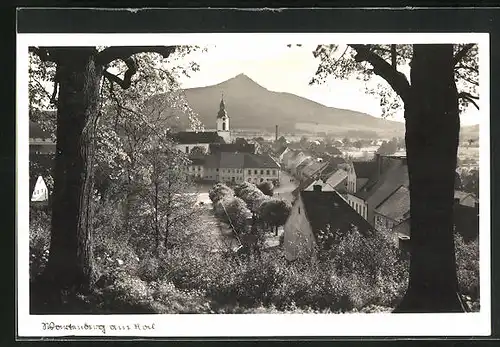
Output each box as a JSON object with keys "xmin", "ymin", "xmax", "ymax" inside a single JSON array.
[
  {"xmin": 103, "ymin": 57, "xmax": 138, "ymax": 90},
  {"xmin": 455, "ymin": 63, "xmax": 479, "ymax": 74},
  {"xmin": 349, "ymin": 44, "xmax": 411, "ymax": 103},
  {"xmin": 96, "ymin": 46, "xmax": 177, "ymax": 66},
  {"xmin": 458, "ymin": 91, "xmax": 480, "ymax": 110},
  {"xmin": 453, "ymin": 43, "xmax": 475, "ymax": 66}
]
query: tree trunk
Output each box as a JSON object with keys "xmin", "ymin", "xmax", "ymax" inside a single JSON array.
[
  {"xmin": 394, "ymin": 44, "xmax": 464, "ymax": 312},
  {"xmin": 42, "ymin": 48, "xmax": 102, "ymax": 294}
]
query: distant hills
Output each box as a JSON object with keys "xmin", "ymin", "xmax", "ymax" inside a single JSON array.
[{"xmin": 182, "ymin": 73, "xmax": 406, "ymax": 138}]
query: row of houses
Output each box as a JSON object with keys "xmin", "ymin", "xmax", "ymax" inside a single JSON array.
[{"xmin": 280, "ymin": 148, "xmax": 479, "ymax": 261}]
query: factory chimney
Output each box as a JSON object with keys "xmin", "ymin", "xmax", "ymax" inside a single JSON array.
[{"xmin": 275, "ymin": 125, "xmax": 278, "ymax": 141}]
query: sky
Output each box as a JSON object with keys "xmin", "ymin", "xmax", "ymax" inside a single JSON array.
[{"xmin": 175, "ymin": 43, "xmax": 480, "ymax": 126}]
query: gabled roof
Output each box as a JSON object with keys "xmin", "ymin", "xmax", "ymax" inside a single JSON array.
[
  {"xmin": 301, "ymin": 160, "xmax": 327, "ymax": 178},
  {"xmin": 454, "ymin": 190, "xmax": 478, "ymax": 202},
  {"xmin": 300, "ymin": 190, "xmax": 374, "ymax": 240},
  {"xmin": 209, "ymin": 143, "xmax": 256, "ymax": 154},
  {"xmin": 355, "ymin": 160, "xmax": 409, "ymax": 207},
  {"xmin": 325, "ymin": 169, "xmax": 348, "ymax": 188},
  {"xmin": 173, "ymin": 131, "xmax": 225, "ymax": 145},
  {"xmin": 188, "ymin": 157, "xmax": 206, "ymax": 166},
  {"xmin": 292, "ymin": 176, "xmax": 317, "ymax": 198},
  {"xmin": 244, "ymin": 153, "xmax": 280, "ymax": 169},
  {"xmin": 204, "ymin": 153, "xmax": 280, "ymax": 169},
  {"xmin": 304, "ymin": 179, "xmax": 335, "ymax": 192},
  {"xmin": 374, "ymin": 185, "xmax": 410, "ymax": 222},
  {"xmin": 352, "ymin": 161, "xmax": 378, "ymax": 179},
  {"xmin": 296, "ymin": 157, "xmax": 314, "ymax": 172}
]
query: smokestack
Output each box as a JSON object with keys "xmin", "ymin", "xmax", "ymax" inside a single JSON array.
[
  {"xmin": 313, "ymin": 184, "xmax": 322, "ymax": 192},
  {"xmin": 275, "ymin": 125, "xmax": 278, "ymax": 141}
]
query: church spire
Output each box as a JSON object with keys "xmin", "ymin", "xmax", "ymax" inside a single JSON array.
[{"xmin": 217, "ymin": 93, "xmax": 227, "ymax": 119}]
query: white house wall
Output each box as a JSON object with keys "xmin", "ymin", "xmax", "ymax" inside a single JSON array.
[{"xmin": 284, "ymin": 196, "xmax": 315, "ymax": 262}]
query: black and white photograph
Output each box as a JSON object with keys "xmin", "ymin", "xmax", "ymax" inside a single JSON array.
[{"xmin": 17, "ymin": 26, "xmax": 490, "ymax": 337}]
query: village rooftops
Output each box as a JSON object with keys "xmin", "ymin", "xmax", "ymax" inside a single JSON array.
[
  {"xmin": 204, "ymin": 152, "xmax": 280, "ymax": 169},
  {"xmin": 300, "ymin": 190, "xmax": 374, "ymax": 240},
  {"xmin": 173, "ymin": 131, "xmax": 225, "ymax": 145},
  {"xmin": 352, "ymin": 161, "xmax": 379, "ymax": 179},
  {"xmin": 374, "ymin": 185, "xmax": 410, "ymax": 222},
  {"xmin": 209, "ymin": 143, "xmax": 256, "ymax": 154},
  {"xmin": 29, "ymin": 121, "xmax": 52, "ymax": 140}
]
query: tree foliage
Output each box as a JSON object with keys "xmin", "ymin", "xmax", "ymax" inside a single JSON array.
[
  {"xmin": 311, "ymin": 44, "xmax": 479, "ymax": 118},
  {"xmin": 257, "ymin": 180, "xmax": 274, "ymax": 197}
]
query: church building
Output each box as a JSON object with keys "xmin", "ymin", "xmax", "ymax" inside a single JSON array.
[{"xmin": 173, "ymin": 95, "xmax": 231, "ymax": 154}]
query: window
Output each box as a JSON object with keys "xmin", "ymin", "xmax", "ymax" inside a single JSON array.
[
  {"xmin": 272, "ymin": 170, "xmax": 276, "ymax": 175},
  {"xmin": 266, "ymin": 170, "xmax": 270, "ymax": 175},
  {"xmin": 254, "ymin": 170, "xmax": 258, "ymax": 174},
  {"xmin": 216, "ymin": 168, "xmax": 219, "ymax": 172},
  {"xmin": 222, "ymin": 122, "xmax": 226, "ymax": 131},
  {"xmin": 260, "ymin": 170, "xmax": 264, "ymax": 174},
  {"xmin": 298, "ymin": 207, "xmax": 300, "ymax": 214},
  {"xmin": 232, "ymin": 177, "xmax": 235, "ymax": 182},
  {"xmin": 186, "ymin": 146, "xmax": 189, "ymax": 153}
]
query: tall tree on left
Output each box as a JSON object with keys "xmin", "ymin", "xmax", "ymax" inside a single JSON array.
[{"xmin": 29, "ymin": 46, "xmax": 178, "ymax": 294}]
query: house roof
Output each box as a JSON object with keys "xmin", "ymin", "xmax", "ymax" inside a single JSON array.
[
  {"xmin": 355, "ymin": 160, "xmax": 409, "ymax": 208},
  {"xmin": 454, "ymin": 190, "xmax": 478, "ymax": 202},
  {"xmin": 173, "ymin": 131, "xmax": 225, "ymax": 145},
  {"xmin": 304, "ymin": 179, "xmax": 335, "ymax": 192},
  {"xmin": 352, "ymin": 161, "xmax": 378, "ymax": 179},
  {"xmin": 188, "ymin": 157, "xmax": 206, "ymax": 166},
  {"xmin": 204, "ymin": 153, "xmax": 280, "ymax": 169},
  {"xmin": 300, "ymin": 190, "xmax": 374, "ymax": 239},
  {"xmin": 296, "ymin": 157, "xmax": 314, "ymax": 172},
  {"xmin": 325, "ymin": 169, "xmax": 348, "ymax": 188},
  {"xmin": 301, "ymin": 161, "xmax": 328, "ymax": 178},
  {"xmin": 209, "ymin": 143, "xmax": 256, "ymax": 154},
  {"xmin": 244, "ymin": 153, "xmax": 280, "ymax": 169},
  {"xmin": 393, "ymin": 204, "xmax": 479, "ymax": 243},
  {"xmin": 374, "ymin": 185, "xmax": 410, "ymax": 222},
  {"xmin": 292, "ymin": 176, "xmax": 317, "ymax": 198}
]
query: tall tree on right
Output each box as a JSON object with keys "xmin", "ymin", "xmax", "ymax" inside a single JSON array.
[{"xmin": 312, "ymin": 43, "xmax": 479, "ymax": 312}]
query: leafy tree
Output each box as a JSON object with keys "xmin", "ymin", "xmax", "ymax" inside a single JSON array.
[
  {"xmin": 376, "ymin": 139, "xmax": 398, "ymax": 155},
  {"xmin": 257, "ymin": 198, "xmax": 292, "ymax": 235},
  {"xmin": 209, "ymin": 183, "xmax": 234, "ymax": 204},
  {"xmin": 312, "ymin": 43, "xmax": 478, "ymax": 312},
  {"xmin": 28, "ymin": 45, "xmax": 201, "ymax": 294},
  {"xmin": 190, "ymin": 146, "xmax": 207, "ymax": 156},
  {"xmin": 257, "ymin": 180, "xmax": 274, "ymax": 197},
  {"xmin": 215, "ymin": 196, "xmax": 252, "ymax": 233},
  {"xmin": 352, "ymin": 140, "xmax": 363, "ymax": 149},
  {"xmin": 461, "ymin": 169, "xmax": 479, "ymax": 197},
  {"xmin": 233, "ymin": 181, "xmax": 255, "ymax": 197}
]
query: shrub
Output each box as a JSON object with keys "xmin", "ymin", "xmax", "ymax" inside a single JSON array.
[
  {"xmin": 29, "ymin": 207, "xmax": 51, "ymax": 280},
  {"xmin": 455, "ymin": 233, "xmax": 479, "ymax": 301}
]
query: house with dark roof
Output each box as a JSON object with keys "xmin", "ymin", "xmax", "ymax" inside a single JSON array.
[
  {"xmin": 201, "ymin": 152, "xmax": 280, "ymax": 185},
  {"xmin": 209, "ymin": 142, "xmax": 256, "ymax": 154},
  {"xmin": 393, "ymin": 202, "xmax": 479, "ymax": 249},
  {"xmin": 454, "ymin": 190, "xmax": 479, "ymax": 208},
  {"xmin": 29, "ymin": 121, "xmax": 56, "ymax": 154},
  {"xmin": 295, "ymin": 157, "xmax": 315, "ymax": 179},
  {"xmin": 283, "ymin": 185, "xmax": 374, "ymax": 261},
  {"xmin": 300, "ymin": 160, "xmax": 328, "ymax": 181},
  {"xmin": 373, "ymin": 185, "xmax": 410, "ymax": 232},
  {"xmin": 345, "ymin": 155, "xmax": 409, "ymax": 224},
  {"xmin": 173, "ymin": 131, "xmax": 225, "ymax": 154},
  {"xmin": 323, "ymin": 168, "xmax": 349, "ymax": 194}
]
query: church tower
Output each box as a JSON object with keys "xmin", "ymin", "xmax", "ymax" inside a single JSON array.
[{"xmin": 216, "ymin": 94, "xmax": 231, "ymax": 143}]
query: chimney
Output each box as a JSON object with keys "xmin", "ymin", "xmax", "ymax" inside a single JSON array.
[
  {"xmin": 313, "ymin": 184, "xmax": 322, "ymax": 192},
  {"xmin": 275, "ymin": 125, "xmax": 279, "ymax": 141}
]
